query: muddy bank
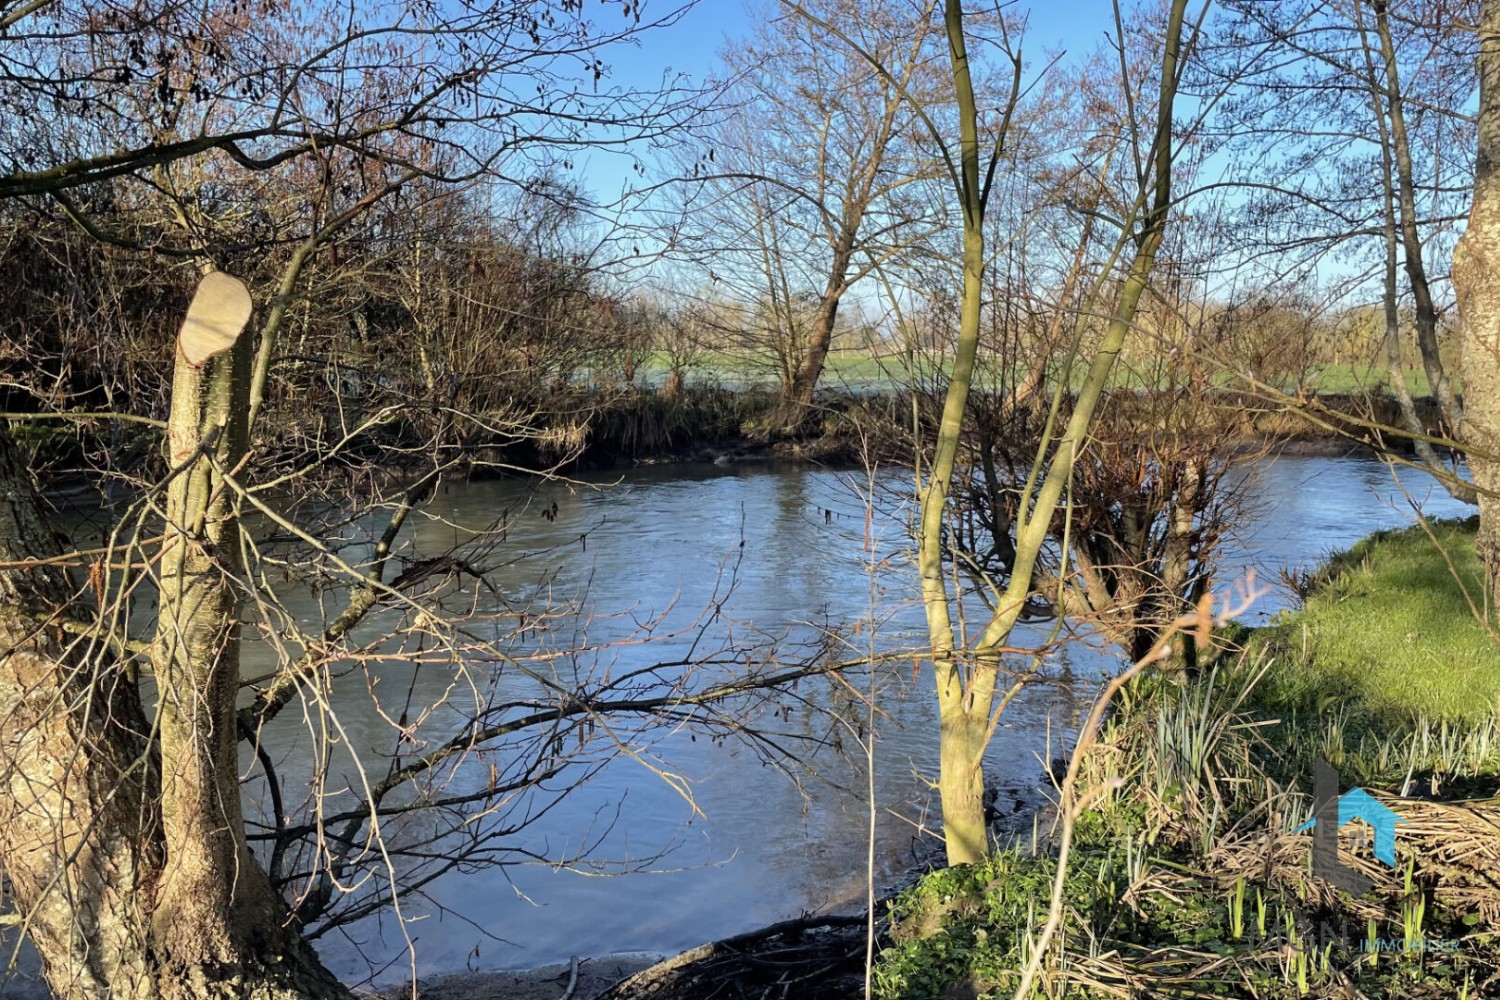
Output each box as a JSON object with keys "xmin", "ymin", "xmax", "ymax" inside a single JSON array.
[
  {"xmin": 568, "ymin": 387, "xmax": 1455, "ymax": 473},
  {"xmin": 386, "ymin": 955, "xmax": 656, "ymax": 1000}
]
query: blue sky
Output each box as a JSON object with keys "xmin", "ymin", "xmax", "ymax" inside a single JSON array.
[
  {"xmin": 569, "ymin": 0, "xmax": 1105, "ymax": 205},
  {"xmin": 600, "ymin": 0, "xmax": 1103, "ymax": 87}
]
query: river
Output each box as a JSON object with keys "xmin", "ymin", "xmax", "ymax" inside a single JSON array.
[{"xmin": 0, "ymin": 452, "xmax": 1475, "ymax": 994}]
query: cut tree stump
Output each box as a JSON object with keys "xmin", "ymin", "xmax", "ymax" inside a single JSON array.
[{"xmin": 178, "ymin": 271, "xmax": 253, "ymax": 367}]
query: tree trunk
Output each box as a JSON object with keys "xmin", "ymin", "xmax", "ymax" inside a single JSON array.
[
  {"xmin": 0, "ymin": 427, "xmax": 160, "ymax": 999},
  {"xmin": 662, "ymin": 369, "xmax": 684, "ymax": 399},
  {"xmin": 1375, "ymin": 3, "xmax": 1464, "ymax": 434},
  {"xmin": 787, "ymin": 290, "xmax": 843, "ymax": 410},
  {"xmin": 1454, "ymin": 0, "xmax": 1500, "ymax": 596},
  {"xmin": 1366, "ymin": 2, "xmax": 1476, "ymax": 502},
  {"xmin": 923, "ymin": 211, "xmax": 991, "ymax": 863},
  {"xmin": 936, "ymin": 678, "xmax": 994, "ymax": 865},
  {"xmin": 918, "ymin": 0, "xmax": 1187, "ymax": 867},
  {"xmin": 1158, "ymin": 459, "xmax": 1203, "ymax": 671},
  {"xmin": 0, "ymin": 274, "xmax": 351, "ymax": 1000},
  {"xmin": 764, "ymin": 254, "xmax": 852, "ymax": 438}
]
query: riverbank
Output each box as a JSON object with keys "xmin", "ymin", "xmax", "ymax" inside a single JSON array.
[
  {"xmin": 556, "ymin": 386, "xmax": 1454, "ymax": 472},
  {"xmin": 872, "ymin": 518, "xmax": 1500, "ymax": 999},
  {"xmin": 14, "ymin": 383, "xmax": 1448, "ymax": 488},
  {"xmin": 390, "ymin": 956, "xmax": 656, "ymax": 1000},
  {"xmin": 12, "ymin": 448, "xmax": 1483, "ymax": 999}
]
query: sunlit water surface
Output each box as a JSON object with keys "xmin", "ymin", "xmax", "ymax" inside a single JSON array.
[
  {"xmin": 311, "ymin": 453, "xmax": 1472, "ymax": 983},
  {"xmin": 0, "ymin": 453, "xmax": 1472, "ymax": 994}
]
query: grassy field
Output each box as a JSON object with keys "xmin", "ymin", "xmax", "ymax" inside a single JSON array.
[
  {"xmin": 1297, "ymin": 364, "xmax": 1439, "ymax": 396},
  {"xmin": 641, "ymin": 351, "xmax": 1441, "ymax": 397},
  {"xmin": 637, "ymin": 349, "xmax": 916, "ymax": 389}
]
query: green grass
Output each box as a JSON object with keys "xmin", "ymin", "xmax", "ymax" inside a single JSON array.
[
  {"xmin": 1304, "ymin": 364, "xmax": 1436, "ymax": 396},
  {"xmin": 1252, "ymin": 517, "xmax": 1500, "ymax": 726},
  {"xmin": 873, "ymin": 845, "xmax": 1248, "ymax": 999},
  {"xmin": 1111, "ymin": 361, "xmax": 1438, "ymax": 395},
  {"xmin": 641, "ymin": 352, "xmax": 1443, "ymax": 398},
  {"xmin": 638, "ymin": 348, "xmax": 923, "ymax": 391}
]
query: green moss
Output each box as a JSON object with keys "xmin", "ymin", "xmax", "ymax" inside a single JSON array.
[
  {"xmin": 873, "ymin": 848, "xmax": 1130, "ymax": 1000},
  {"xmin": 872, "ymin": 845, "xmax": 1293, "ymax": 999}
]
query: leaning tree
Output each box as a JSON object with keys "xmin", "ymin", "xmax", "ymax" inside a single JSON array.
[
  {"xmin": 677, "ymin": 0, "xmax": 943, "ymax": 433},
  {"xmin": 1202, "ymin": 0, "xmax": 1477, "ymax": 500}
]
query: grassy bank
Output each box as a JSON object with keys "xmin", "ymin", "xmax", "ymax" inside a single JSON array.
[
  {"xmin": 874, "ymin": 520, "xmax": 1500, "ymax": 999},
  {"xmin": 1254, "ymin": 517, "xmax": 1499, "ymax": 727}
]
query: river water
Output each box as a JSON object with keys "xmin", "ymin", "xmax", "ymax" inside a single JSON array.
[
  {"xmin": 0, "ymin": 452, "xmax": 1475, "ymax": 994},
  {"xmin": 302, "ymin": 452, "xmax": 1470, "ymax": 985}
]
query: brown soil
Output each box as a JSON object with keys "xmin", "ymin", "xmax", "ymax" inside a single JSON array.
[{"xmin": 382, "ymin": 955, "xmax": 656, "ymax": 1000}]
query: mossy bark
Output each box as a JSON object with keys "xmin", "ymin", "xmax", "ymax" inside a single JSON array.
[
  {"xmin": 1454, "ymin": 0, "xmax": 1500, "ymax": 600},
  {"xmin": 921, "ymin": 0, "xmax": 1186, "ymax": 866},
  {"xmin": 0, "ymin": 426, "xmax": 160, "ymax": 998},
  {"xmin": 919, "ymin": 8, "xmax": 1000, "ymax": 866}
]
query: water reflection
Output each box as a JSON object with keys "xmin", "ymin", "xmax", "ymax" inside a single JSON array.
[
  {"xmin": 3, "ymin": 452, "xmax": 1474, "ymax": 995},
  {"xmin": 1220, "ymin": 456, "xmax": 1472, "ymax": 622},
  {"xmin": 286, "ymin": 461, "xmax": 1097, "ymax": 982},
  {"xmin": 312, "ymin": 453, "xmax": 1471, "ymax": 982}
]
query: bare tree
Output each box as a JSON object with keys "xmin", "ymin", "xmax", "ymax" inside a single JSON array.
[
  {"xmin": 769, "ymin": 0, "xmax": 1202, "ymax": 867},
  {"xmin": 1, "ymin": 260, "xmax": 854, "ymax": 1000},
  {"xmin": 901, "ymin": 0, "xmax": 1195, "ymax": 864},
  {"xmin": 1202, "ymin": 0, "xmax": 1476, "ymax": 497},
  {"xmin": 680, "ymin": 0, "xmax": 943, "ymax": 433},
  {"xmin": 0, "ymin": 4, "xmax": 858, "ymax": 999}
]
